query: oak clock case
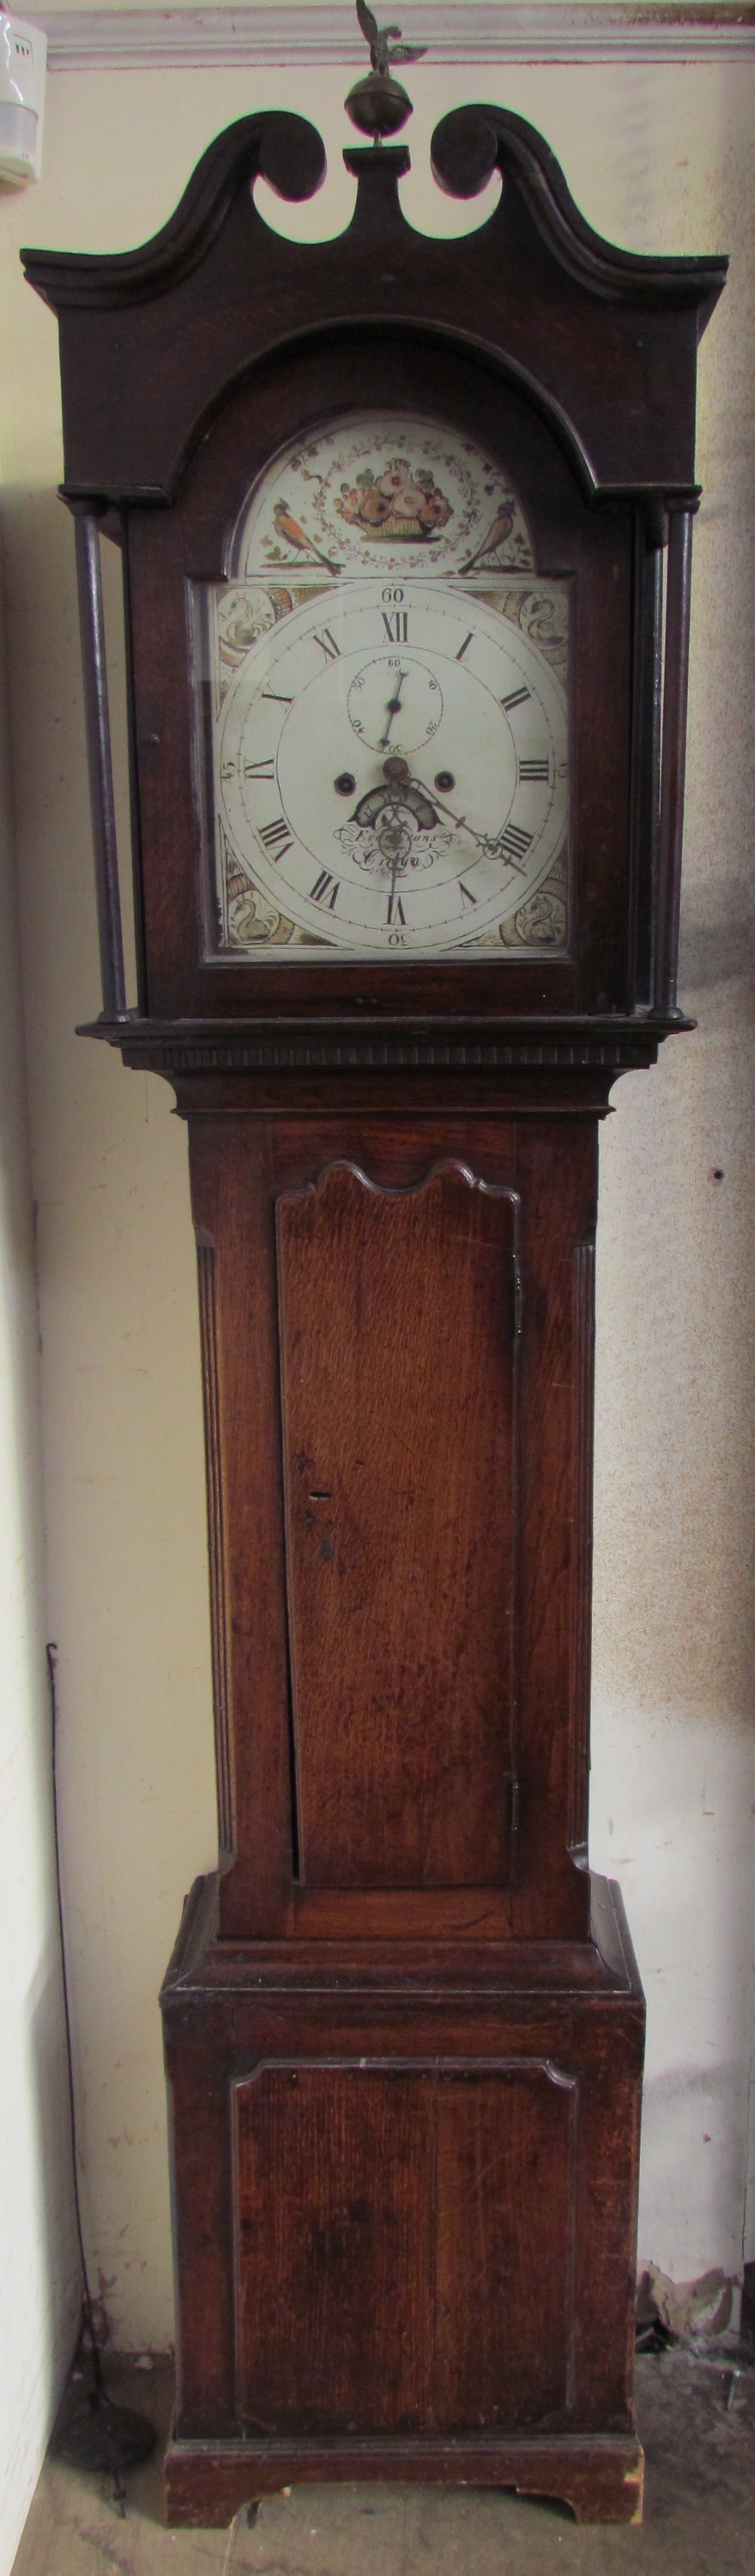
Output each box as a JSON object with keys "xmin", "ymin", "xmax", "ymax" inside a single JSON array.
[{"xmin": 22, "ymin": 94, "xmax": 726, "ymax": 2531}]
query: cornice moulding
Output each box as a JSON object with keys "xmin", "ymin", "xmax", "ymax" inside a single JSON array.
[{"xmin": 37, "ymin": 8, "xmax": 755, "ymax": 75}]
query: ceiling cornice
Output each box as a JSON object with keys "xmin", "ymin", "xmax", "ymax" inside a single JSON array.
[{"xmin": 36, "ymin": 7, "xmax": 755, "ymax": 75}]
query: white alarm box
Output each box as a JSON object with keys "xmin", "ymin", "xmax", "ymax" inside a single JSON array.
[{"xmin": 0, "ymin": 12, "xmax": 46, "ymax": 184}]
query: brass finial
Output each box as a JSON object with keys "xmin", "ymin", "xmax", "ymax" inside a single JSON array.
[{"xmin": 346, "ymin": 1, "xmax": 426, "ymax": 142}]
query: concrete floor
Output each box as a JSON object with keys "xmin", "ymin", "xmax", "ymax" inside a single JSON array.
[{"xmin": 12, "ymin": 2352, "xmax": 755, "ymax": 2576}]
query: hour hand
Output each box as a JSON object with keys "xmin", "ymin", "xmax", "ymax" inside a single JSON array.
[
  {"xmin": 396, "ymin": 758, "xmax": 479, "ymax": 846},
  {"xmin": 406, "ymin": 761, "xmax": 528, "ymax": 868}
]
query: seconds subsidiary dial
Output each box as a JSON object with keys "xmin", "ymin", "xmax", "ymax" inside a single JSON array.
[{"xmin": 212, "ymin": 579, "xmax": 568, "ymax": 958}]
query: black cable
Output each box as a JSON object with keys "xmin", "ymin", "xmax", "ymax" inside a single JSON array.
[{"xmin": 47, "ymin": 1641, "xmax": 105, "ymax": 2394}]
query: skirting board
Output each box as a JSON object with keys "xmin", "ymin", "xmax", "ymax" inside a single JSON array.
[{"xmin": 37, "ymin": 8, "xmax": 755, "ymax": 76}]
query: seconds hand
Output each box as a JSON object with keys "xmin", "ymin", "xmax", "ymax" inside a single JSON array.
[{"xmin": 380, "ymin": 668, "xmax": 408, "ymax": 751}]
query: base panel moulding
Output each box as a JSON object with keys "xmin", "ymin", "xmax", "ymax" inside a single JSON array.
[{"xmin": 164, "ymin": 2429, "xmax": 644, "ymax": 2528}]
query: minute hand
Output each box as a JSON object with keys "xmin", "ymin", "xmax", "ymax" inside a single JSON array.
[{"xmin": 409, "ymin": 772, "xmax": 530, "ymax": 872}]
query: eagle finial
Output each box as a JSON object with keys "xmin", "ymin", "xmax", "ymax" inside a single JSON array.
[
  {"xmin": 347, "ymin": 0, "xmax": 426, "ymax": 141},
  {"xmin": 356, "ymin": 0, "xmax": 426, "ymax": 77}
]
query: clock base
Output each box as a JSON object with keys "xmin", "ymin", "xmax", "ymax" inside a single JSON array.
[
  {"xmin": 161, "ymin": 1872, "xmax": 644, "ymax": 2529},
  {"xmin": 164, "ymin": 2425, "xmax": 643, "ymax": 2528}
]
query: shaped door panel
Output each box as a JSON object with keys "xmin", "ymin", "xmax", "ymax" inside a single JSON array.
[{"xmin": 276, "ymin": 1162, "xmax": 519, "ymax": 1888}]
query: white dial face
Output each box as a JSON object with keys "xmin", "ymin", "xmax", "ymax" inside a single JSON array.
[
  {"xmin": 192, "ymin": 410, "xmax": 571, "ymax": 961},
  {"xmin": 205, "ymin": 577, "xmax": 568, "ymax": 959}
]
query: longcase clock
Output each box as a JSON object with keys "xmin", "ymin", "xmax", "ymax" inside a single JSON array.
[{"xmin": 22, "ymin": 29, "xmax": 726, "ymax": 2528}]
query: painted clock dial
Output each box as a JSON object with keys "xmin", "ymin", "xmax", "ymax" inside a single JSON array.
[{"xmin": 191, "ymin": 413, "xmax": 571, "ymax": 961}]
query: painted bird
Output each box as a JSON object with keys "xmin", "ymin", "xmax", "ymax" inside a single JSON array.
[
  {"xmin": 272, "ymin": 499, "xmax": 341, "ymax": 574},
  {"xmin": 457, "ymin": 498, "xmax": 517, "ymax": 574}
]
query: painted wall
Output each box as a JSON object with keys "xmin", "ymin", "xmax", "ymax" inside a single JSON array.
[
  {"xmin": 0, "ymin": 513, "xmax": 80, "ymax": 2557},
  {"xmin": 0, "ymin": 32, "xmax": 752, "ymax": 2366}
]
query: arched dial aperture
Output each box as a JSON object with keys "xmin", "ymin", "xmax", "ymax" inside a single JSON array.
[{"xmin": 214, "ymin": 578, "xmax": 568, "ymax": 956}]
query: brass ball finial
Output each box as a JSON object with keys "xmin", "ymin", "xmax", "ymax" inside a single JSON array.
[{"xmin": 345, "ymin": 0, "xmax": 426, "ymax": 142}]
